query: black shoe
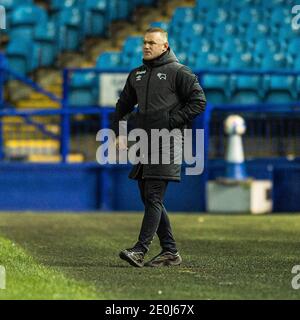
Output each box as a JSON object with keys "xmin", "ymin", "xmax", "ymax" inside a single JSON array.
[
  {"xmin": 145, "ymin": 251, "xmax": 182, "ymax": 267},
  {"xmin": 119, "ymin": 248, "xmax": 145, "ymax": 268}
]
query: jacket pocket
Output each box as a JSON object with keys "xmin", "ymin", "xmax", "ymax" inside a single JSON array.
[{"xmin": 137, "ymin": 110, "xmax": 170, "ymax": 131}]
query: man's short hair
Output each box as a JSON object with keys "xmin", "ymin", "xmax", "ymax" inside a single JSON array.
[{"xmin": 145, "ymin": 27, "xmax": 168, "ymax": 42}]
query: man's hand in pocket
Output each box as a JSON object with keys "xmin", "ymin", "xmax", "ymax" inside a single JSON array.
[{"xmin": 115, "ymin": 136, "xmax": 128, "ymax": 151}]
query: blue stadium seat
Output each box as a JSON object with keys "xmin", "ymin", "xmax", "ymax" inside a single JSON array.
[
  {"xmin": 168, "ymin": 37, "xmax": 179, "ymax": 53},
  {"xmin": 229, "ymin": 52, "xmax": 253, "ymax": 70},
  {"xmin": 275, "ymin": 25, "xmax": 290, "ymax": 50},
  {"xmin": 10, "ymin": 4, "xmax": 48, "ymax": 41},
  {"xmin": 264, "ymin": 75, "xmax": 296, "ymax": 103},
  {"xmin": 196, "ymin": 53, "xmax": 229, "ymax": 105},
  {"xmin": 244, "ymin": 23, "xmax": 269, "ymax": 43},
  {"xmin": 270, "ymin": 7, "xmax": 290, "ymax": 29},
  {"xmin": 33, "ymin": 22, "xmax": 57, "ymax": 67},
  {"xmin": 85, "ymin": 0, "xmax": 106, "ymax": 10},
  {"xmin": 0, "ymin": 0, "xmax": 32, "ymax": 30},
  {"xmin": 69, "ymin": 72, "xmax": 98, "ymax": 106},
  {"xmin": 194, "ymin": 52, "xmax": 220, "ymax": 70},
  {"xmin": 237, "ymin": 7, "xmax": 261, "ymax": 28},
  {"xmin": 188, "ymin": 38, "xmax": 211, "ymax": 56},
  {"xmin": 10, "ymin": 4, "xmax": 47, "ymax": 25},
  {"xmin": 253, "ymin": 38, "xmax": 279, "ymax": 67},
  {"xmin": 179, "ymin": 21, "xmax": 205, "ymax": 50},
  {"xmin": 150, "ymin": 21, "xmax": 169, "ymax": 32},
  {"xmin": 222, "ymin": 37, "xmax": 244, "ymax": 57},
  {"xmin": 194, "ymin": 0, "xmax": 219, "ymax": 18},
  {"xmin": 83, "ymin": 0, "xmax": 107, "ymax": 36},
  {"xmin": 0, "ymin": 0, "xmax": 32, "ymax": 8},
  {"xmin": 260, "ymin": 53, "xmax": 294, "ymax": 103},
  {"xmin": 293, "ymin": 55, "xmax": 300, "ymax": 70},
  {"xmin": 261, "ymin": 53, "xmax": 286, "ymax": 71},
  {"xmin": 212, "ymin": 23, "xmax": 236, "ymax": 44},
  {"xmin": 116, "ymin": 0, "xmax": 134, "ymax": 20},
  {"xmin": 0, "ymin": 0, "xmax": 19, "ymax": 9},
  {"xmin": 122, "ymin": 36, "xmax": 143, "ymax": 67},
  {"xmin": 175, "ymin": 52, "xmax": 188, "ymax": 65},
  {"xmin": 260, "ymin": 0, "xmax": 287, "ymax": 11},
  {"xmin": 34, "ymin": 21, "xmax": 56, "ymax": 41},
  {"xmin": 231, "ymin": 74, "xmax": 262, "ymax": 104},
  {"xmin": 96, "ymin": 52, "xmax": 122, "ymax": 70},
  {"xmin": 6, "ymin": 39, "xmax": 32, "ymax": 75},
  {"xmin": 134, "ymin": 0, "xmax": 155, "ymax": 5},
  {"xmin": 31, "ymin": 42, "xmax": 55, "ymax": 69},
  {"xmin": 105, "ymin": 0, "xmax": 142, "ymax": 22},
  {"xmin": 201, "ymin": 73, "xmax": 230, "ymax": 105},
  {"xmin": 231, "ymin": 0, "xmax": 258, "ymax": 11},
  {"xmin": 55, "ymin": 8, "xmax": 82, "ymax": 51},
  {"xmin": 123, "ymin": 52, "xmax": 142, "ymax": 69},
  {"xmin": 287, "ymin": 38, "xmax": 300, "ymax": 60},
  {"xmin": 296, "ymin": 76, "xmax": 300, "ymax": 99},
  {"xmin": 51, "ymin": 0, "xmax": 79, "ymax": 11},
  {"xmin": 219, "ymin": 37, "xmax": 244, "ymax": 67},
  {"xmin": 170, "ymin": 7, "xmax": 194, "ymax": 34},
  {"xmin": 106, "ymin": 0, "xmax": 118, "ymax": 22},
  {"xmin": 207, "ymin": 7, "xmax": 228, "ymax": 25},
  {"xmin": 227, "ymin": 53, "xmax": 262, "ymax": 104},
  {"xmin": 122, "ymin": 36, "xmax": 143, "ymax": 56}
]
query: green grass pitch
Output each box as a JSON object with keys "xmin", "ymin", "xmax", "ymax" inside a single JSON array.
[{"xmin": 0, "ymin": 213, "xmax": 300, "ymax": 300}]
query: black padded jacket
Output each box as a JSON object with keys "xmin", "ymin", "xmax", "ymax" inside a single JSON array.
[{"xmin": 113, "ymin": 48, "xmax": 206, "ymax": 181}]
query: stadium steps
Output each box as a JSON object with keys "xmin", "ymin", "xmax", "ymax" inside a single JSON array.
[
  {"xmin": 2, "ymin": 111, "xmax": 61, "ymax": 159},
  {"xmin": 5, "ymin": 139, "xmax": 60, "ymax": 157},
  {"xmin": 27, "ymin": 153, "xmax": 84, "ymax": 163},
  {"xmin": 16, "ymin": 99, "xmax": 60, "ymax": 109},
  {"xmin": 2, "ymin": 123, "xmax": 59, "ymax": 136}
]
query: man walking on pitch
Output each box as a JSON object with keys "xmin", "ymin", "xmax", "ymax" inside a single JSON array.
[{"xmin": 113, "ymin": 28, "xmax": 206, "ymax": 267}]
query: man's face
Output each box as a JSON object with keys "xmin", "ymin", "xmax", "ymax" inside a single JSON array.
[{"xmin": 143, "ymin": 32, "xmax": 168, "ymax": 60}]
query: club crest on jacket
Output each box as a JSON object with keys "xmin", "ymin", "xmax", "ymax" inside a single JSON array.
[{"xmin": 157, "ymin": 73, "xmax": 167, "ymax": 80}]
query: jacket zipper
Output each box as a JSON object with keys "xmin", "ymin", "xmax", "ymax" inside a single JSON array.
[
  {"xmin": 141, "ymin": 67, "xmax": 152, "ymax": 179},
  {"xmin": 145, "ymin": 67, "xmax": 152, "ymax": 113}
]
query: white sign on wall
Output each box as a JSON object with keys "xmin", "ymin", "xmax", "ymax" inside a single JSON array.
[{"xmin": 99, "ymin": 73, "xmax": 128, "ymax": 107}]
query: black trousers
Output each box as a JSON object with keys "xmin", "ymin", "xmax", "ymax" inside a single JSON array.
[{"xmin": 134, "ymin": 167, "xmax": 177, "ymax": 253}]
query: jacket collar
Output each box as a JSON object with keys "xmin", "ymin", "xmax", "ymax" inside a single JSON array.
[{"xmin": 143, "ymin": 48, "xmax": 178, "ymax": 68}]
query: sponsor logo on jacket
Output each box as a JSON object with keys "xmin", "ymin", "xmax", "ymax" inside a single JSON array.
[{"xmin": 157, "ymin": 73, "xmax": 167, "ymax": 80}]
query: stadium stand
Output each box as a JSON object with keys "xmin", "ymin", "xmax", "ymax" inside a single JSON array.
[
  {"xmin": 0, "ymin": 0, "xmax": 299, "ymax": 163},
  {"xmin": 0, "ymin": 0, "xmax": 300, "ymax": 212}
]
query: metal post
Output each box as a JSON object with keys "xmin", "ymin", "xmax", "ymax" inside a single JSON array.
[{"xmin": 61, "ymin": 69, "xmax": 70, "ymax": 163}]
